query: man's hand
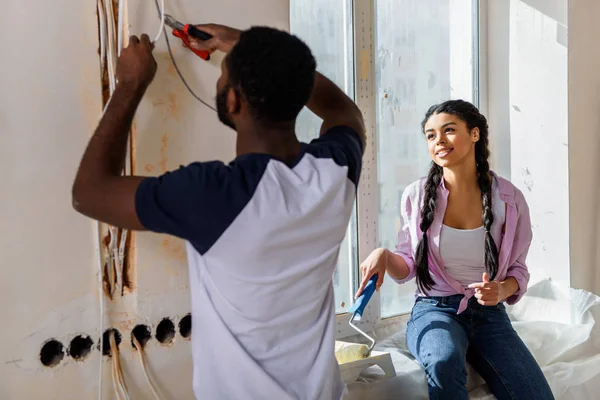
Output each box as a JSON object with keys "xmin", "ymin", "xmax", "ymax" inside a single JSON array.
[
  {"xmin": 187, "ymin": 24, "xmax": 241, "ymax": 54},
  {"xmin": 468, "ymin": 272, "xmax": 506, "ymax": 306},
  {"xmin": 116, "ymin": 34, "xmax": 157, "ymax": 90}
]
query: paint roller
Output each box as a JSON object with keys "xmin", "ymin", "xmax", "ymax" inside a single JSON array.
[{"xmin": 347, "ymin": 273, "xmax": 378, "ymax": 358}]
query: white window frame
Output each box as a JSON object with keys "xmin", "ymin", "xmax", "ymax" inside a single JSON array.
[{"xmin": 335, "ymin": 0, "xmax": 487, "ymax": 339}]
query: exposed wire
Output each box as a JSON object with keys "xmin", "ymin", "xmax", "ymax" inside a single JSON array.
[
  {"xmin": 103, "ymin": 0, "xmax": 117, "ymax": 92},
  {"xmin": 132, "ymin": 335, "xmax": 163, "ymax": 400},
  {"xmin": 98, "ymin": 0, "xmax": 107, "ymax": 74},
  {"xmin": 94, "ymin": 220, "xmax": 105, "ymax": 400},
  {"xmin": 118, "ymin": 0, "xmax": 125, "ymax": 56},
  {"xmin": 112, "ymin": 230, "xmax": 122, "ymax": 297},
  {"xmin": 154, "ymin": 0, "xmax": 166, "ymax": 44},
  {"xmin": 110, "ymin": 331, "xmax": 131, "ymax": 400},
  {"xmin": 97, "ymin": 3, "xmax": 109, "ymax": 399},
  {"xmin": 118, "ymin": 228, "xmax": 128, "ymax": 295},
  {"xmin": 152, "ymin": 0, "xmax": 217, "ymax": 112},
  {"xmin": 107, "ymin": 227, "xmax": 117, "ymax": 297}
]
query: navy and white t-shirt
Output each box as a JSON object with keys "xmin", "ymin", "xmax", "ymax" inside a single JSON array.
[{"xmin": 135, "ymin": 126, "xmax": 363, "ymax": 400}]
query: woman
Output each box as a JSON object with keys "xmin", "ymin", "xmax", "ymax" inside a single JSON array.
[{"xmin": 356, "ymin": 100, "xmax": 554, "ymax": 399}]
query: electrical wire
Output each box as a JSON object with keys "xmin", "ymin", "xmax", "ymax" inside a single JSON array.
[
  {"xmin": 110, "ymin": 331, "xmax": 131, "ymax": 400},
  {"xmin": 152, "ymin": 0, "xmax": 216, "ymax": 112},
  {"xmin": 103, "ymin": 0, "xmax": 117, "ymax": 92},
  {"xmin": 96, "ymin": 1, "xmax": 124, "ymax": 398},
  {"xmin": 118, "ymin": 228, "xmax": 128, "ymax": 295},
  {"xmin": 132, "ymin": 336, "xmax": 163, "ymax": 400},
  {"xmin": 118, "ymin": 0, "xmax": 125, "ymax": 56},
  {"xmin": 96, "ymin": 4, "xmax": 110, "ymax": 399},
  {"xmin": 98, "ymin": 0, "xmax": 107, "ymax": 74},
  {"xmin": 94, "ymin": 219, "xmax": 105, "ymax": 400},
  {"xmin": 153, "ymin": 0, "xmax": 166, "ymax": 44}
]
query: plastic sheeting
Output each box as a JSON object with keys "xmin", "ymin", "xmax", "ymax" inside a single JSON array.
[{"xmin": 345, "ymin": 279, "xmax": 600, "ymax": 399}]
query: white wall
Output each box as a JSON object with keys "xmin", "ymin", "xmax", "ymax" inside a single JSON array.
[
  {"xmin": 486, "ymin": 0, "xmax": 569, "ymax": 287},
  {"xmin": 509, "ymin": 0, "xmax": 569, "ymax": 286},
  {"xmin": 568, "ymin": 0, "xmax": 600, "ymax": 294},
  {"xmin": 1, "ymin": 1, "xmax": 288, "ymax": 398},
  {"xmin": 1, "ymin": 1, "xmax": 103, "ymax": 398}
]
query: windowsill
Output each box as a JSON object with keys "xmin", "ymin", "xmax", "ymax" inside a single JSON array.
[{"xmin": 335, "ymin": 312, "xmax": 410, "ymax": 341}]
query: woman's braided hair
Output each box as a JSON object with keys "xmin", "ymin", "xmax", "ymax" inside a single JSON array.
[{"xmin": 415, "ymin": 100, "xmax": 498, "ymax": 292}]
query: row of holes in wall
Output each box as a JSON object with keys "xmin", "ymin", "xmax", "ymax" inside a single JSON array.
[{"xmin": 39, "ymin": 315, "xmax": 191, "ymax": 368}]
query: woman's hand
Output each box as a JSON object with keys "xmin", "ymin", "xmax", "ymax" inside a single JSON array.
[
  {"xmin": 355, "ymin": 248, "xmax": 387, "ymax": 298},
  {"xmin": 468, "ymin": 273, "xmax": 506, "ymax": 306}
]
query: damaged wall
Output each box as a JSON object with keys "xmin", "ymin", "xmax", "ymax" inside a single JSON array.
[{"xmin": 1, "ymin": 0, "xmax": 288, "ymax": 398}]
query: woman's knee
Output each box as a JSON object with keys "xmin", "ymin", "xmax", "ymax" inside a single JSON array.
[{"xmin": 423, "ymin": 351, "xmax": 468, "ymax": 388}]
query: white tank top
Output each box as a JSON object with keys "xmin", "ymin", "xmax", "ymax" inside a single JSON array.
[
  {"xmin": 440, "ymin": 225, "xmax": 488, "ymax": 287},
  {"xmin": 440, "ymin": 192, "xmax": 505, "ymax": 287}
]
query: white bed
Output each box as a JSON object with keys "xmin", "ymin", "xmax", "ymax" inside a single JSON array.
[{"xmin": 345, "ymin": 279, "xmax": 600, "ymax": 399}]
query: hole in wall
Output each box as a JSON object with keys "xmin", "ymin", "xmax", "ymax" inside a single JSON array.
[
  {"xmin": 156, "ymin": 318, "xmax": 176, "ymax": 345},
  {"xmin": 100, "ymin": 329, "xmax": 122, "ymax": 356},
  {"xmin": 69, "ymin": 335, "xmax": 94, "ymax": 361},
  {"xmin": 179, "ymin": 314, "xmax": 192, "ymax": 339},
  {"xmin": 40, "ymin": 339, "xmax": 65, "ymax": 367},
  {"xmin": 131, "ymin": 324, "xmax": 152, "ymax": 349}
]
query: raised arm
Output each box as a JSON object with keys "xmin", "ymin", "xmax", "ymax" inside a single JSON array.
[
  {"xmin": 188, "ymin": 25, "xmax": 366, "ymax": 151},
  {"xmin": 305, "ymin": 72, "xmax": 366, "ymax": 150},
  {"xmin": 71, "ymin": 34, "xmax": 157, "ymax": 229}
]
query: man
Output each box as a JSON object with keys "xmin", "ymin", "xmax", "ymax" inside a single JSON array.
[{"xmin": 73, "ymin": 23, "xmax": 365, "ymax": 400}]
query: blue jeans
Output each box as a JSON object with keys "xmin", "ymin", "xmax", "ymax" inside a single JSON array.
[{"xmin": 406, "ymin": 295, "xmax": 554, "ymax": 400}]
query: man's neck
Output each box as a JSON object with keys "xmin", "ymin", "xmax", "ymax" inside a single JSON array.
[{"xmin": 235, "ymin": 122, "xmax": 301, "ymax": 164}]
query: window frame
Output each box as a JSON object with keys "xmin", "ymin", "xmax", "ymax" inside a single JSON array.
[{"xmin": 335, "ymin": 0, "xmax": 485, "ymax": 338}]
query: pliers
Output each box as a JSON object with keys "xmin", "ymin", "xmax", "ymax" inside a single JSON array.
[{"xmin": 165, "ymin": 14, "xmax": 213, "ymax": 61}]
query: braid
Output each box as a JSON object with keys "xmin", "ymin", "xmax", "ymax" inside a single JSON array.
[
  {"xmin": 415, "ymin": 163, "xmax": 443, "ymax": 292},
  {"xmin": 475, "ymin": 137, "xmax": 499, "ymax": 279}
]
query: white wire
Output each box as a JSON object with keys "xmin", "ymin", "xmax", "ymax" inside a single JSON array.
[
  {"xmin": 97, "ymin": 5, "xmax": 110, "ymax": 398},
  {"xmin": 108, "ymin": 227, "xmax": 118, "ymax": 297},
  {"xmin": 152, "ymin": 0, "xmax": 216, "ymax": 112},
  {"xmin": 132, "ymin": 336, "xmax": 163, "ymax": 400},
  {"xmin": 98, "ymin": 0, "xmax": 107, "ymax": 74},
  {"xmin": 110, "ymin": 332, "xmax": 131, "ymax": 400},
  {"xmin": 153, "ymin": 0, "xmax": 165, "ymax": 44},
  {"xmin": 104, "ymin": 0, "xmax": 117, "ymax": 93},
  {"xmin": 97, "ymin": 0, "xmax": 117, "ymax": 397},
  {"xmin": 118, "ymin": 228, "xmax": 128, "ymax": 295},
  {"xmin": 94, "ymin": 221, "xmax": 105, "ymax": 400},
  {"xmin": 117, "ymin": 0, "xmax": 125, "ymax": 56}
]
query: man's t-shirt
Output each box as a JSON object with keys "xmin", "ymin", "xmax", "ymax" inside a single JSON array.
[{"xmin": 135, "ymin": 126, "xmax": 363, "ymax": 400}]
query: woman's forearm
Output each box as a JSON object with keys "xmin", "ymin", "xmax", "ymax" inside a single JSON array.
[
  {"xmin": 500, "ymin": 277, "xmax": 519, "ymax": 301},
  {"xmin": 384, "ymin": 249, "xmax": 411, "ymax": 280}
]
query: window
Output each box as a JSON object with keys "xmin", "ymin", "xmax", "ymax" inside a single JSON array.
[
  {"xmin": 291, "ymin": 0, "xmax": 480, "ymax": 319},
  {"xmin": 375, "ymin": 0, "xmax": 479, "ymax": 317},
  {"xmin": 290, "ymin": 0, "xmax": 356, "ymax": 314}
]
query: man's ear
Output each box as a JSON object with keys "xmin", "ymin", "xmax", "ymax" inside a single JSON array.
[
  {"xmin": 227, "ymin": 86, "xmax": 242, "ymax": 115},
  {"xmin": 471, "ymin": 127, "xmax": 480, "ymax": 142}
]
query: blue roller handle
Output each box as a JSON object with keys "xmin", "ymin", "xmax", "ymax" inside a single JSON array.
[{"xmin": 348, "ymin": 274, "xmax": 378, "ymax": 321}]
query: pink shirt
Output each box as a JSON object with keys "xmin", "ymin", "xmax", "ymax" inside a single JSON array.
[{"xmin": 392, "ymin": 172, "xmax": 532, "ymax": 314}]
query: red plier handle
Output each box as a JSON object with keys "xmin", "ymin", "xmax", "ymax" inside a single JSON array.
[{"xmin": 172, "ymin": 28, "xmax": 211, "ymax": 61}]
